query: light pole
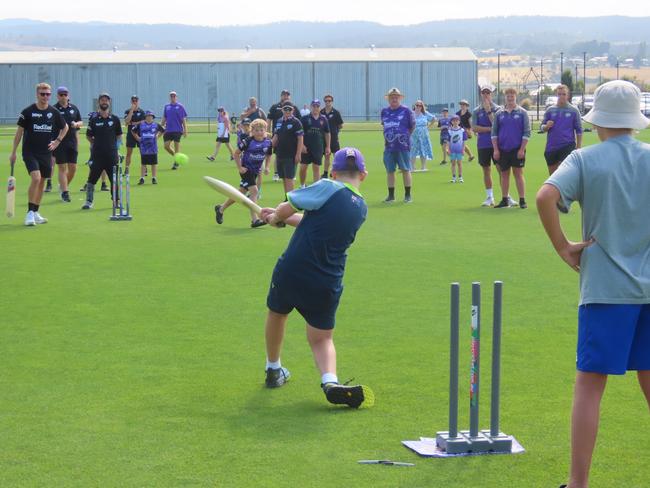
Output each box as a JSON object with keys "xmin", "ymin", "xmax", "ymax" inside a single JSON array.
[
  {"xmin": 497, "ymin": 52, "xmax": 501, "ymax": 106},
  {"xmin": 560, "ymin": 51, "xmax": 564, "ymax": 82},
  {"xmin": 583, "ymin": 51, "xmax": 587, "ymax": 96}
]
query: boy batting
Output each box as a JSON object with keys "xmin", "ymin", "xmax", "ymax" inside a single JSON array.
[{"xmin": 260, "ymin": 147, "xmax": 374, "ymax": 408}]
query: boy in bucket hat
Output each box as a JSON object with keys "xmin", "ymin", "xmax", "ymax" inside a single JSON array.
[
  {"xmin": 259, "ymin": 147, "xmax": 374, "ymax": 409},
  {"xmin": 536, "ymin": 80, "xmax": 650, "ymax": 488}
]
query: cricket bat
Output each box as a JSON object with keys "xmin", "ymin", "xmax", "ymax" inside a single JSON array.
[
  {"xmin": 203, "ymin": 175, "xmax": 286, "ymax": 227},
  {"xmin": 6, "ymin": 162, "xmax": 15, "ymax": 218}
]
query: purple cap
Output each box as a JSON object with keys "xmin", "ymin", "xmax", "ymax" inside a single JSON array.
[
  {"xmin": 451, "ymin": 114, "xmax": 460, "ymax": 121},
  {"xmin": 311, "ymin": 99, "xmax": 321, "ymax": 106},
  {"xmin": 145, "ymin": 110, "xmax": 155, "ymax": 118},
  {"xmin": 332, "ymin": 147, "xmax": 366, "ymax": 172},
  {"xmin": 56, "ymin": 86, "xmax": 69, "ymax": 94}
]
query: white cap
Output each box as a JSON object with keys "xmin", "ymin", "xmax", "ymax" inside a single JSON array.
[
  {"xmin": 583, "ymin": 80, "xmax": 650, "ymax": 130},
  {"xmin": 480, "ymin": 83, "xmax": 495, "ymax": 93}
]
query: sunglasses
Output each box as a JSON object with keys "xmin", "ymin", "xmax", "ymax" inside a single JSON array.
[
  {"xmin": 39, "ymin": 92, "xmax": 52, "ymax": 97},
  {"xmin": 58, "ymin": 93, "xmax": 69, "ymax": 96},
  {"xmin": 282, "ymin": 107, "xmax": 293, "ymax": 112},
  {"xmin": 324, "ymin": 99, "xmax": 333, "ymax": 102}
]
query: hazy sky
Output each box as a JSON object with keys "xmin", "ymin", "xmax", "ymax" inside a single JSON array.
[{"xmin": 1, "ymin": 1, "xmax": 646, "ymax": 26}]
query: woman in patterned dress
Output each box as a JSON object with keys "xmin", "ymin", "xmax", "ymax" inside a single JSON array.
[{"xmin": 410, "ymin": 100, "xmax": 436, "ymax": 171}]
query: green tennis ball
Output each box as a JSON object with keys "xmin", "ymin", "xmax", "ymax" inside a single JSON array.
[{"xmin": 174, "ymin": 153, "xmax": 189, "ymax": 165}]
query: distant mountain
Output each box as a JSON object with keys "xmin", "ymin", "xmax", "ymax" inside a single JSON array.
[{"xmin": 0, "ymin": 16, "xmax": 648, "ymax": 54}]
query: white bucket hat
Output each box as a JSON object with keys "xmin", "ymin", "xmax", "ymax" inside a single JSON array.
[{"xmin": 583, "ymin": 80, "xmax": 650, "ymax": 130}]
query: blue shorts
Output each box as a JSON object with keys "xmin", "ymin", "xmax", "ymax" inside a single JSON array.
[
  {"xmin": 449, "ymin": 153, "xmax": 463, "ymax": 160},
  {"xmin": 266, "ymin": 267, "xmax": 342, "ymax": 330},
  {"xmin": 577, "ymin": 304, "xmax": 650, "ymax": 374},
  {"xmin": 383, "ymin": 150, "xmax": 411, "ymax": 172},
  {"xmin": 440, "ymin": 133, "xmax": 450, "ymax": 145}
]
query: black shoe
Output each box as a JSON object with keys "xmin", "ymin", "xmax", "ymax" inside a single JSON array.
[
  {"xmin": 322, "ymin": 382, "xmax": 375, "ymax": 409},
  {"xmin": 138, "ymin": 177, "xmax": 145, "ymax": 185},
  {"xmin": 101, "ymin": 182, "xmax": 109, "ymax": 192},
  {"xmin": 321, "ymin": 172, "xmax": 329, "ymax": 179},
  {"xmin": 557, "ymin": 202, "xmax": 569, "ymax": 214},
  {"xmin": 439, "ymin": 160, "xmax": 447, "ymax": 165},
  {"xmin": 519, "ymin": 199, "xmax": 528, "ymax": 209},
  {"xmin": 152, "ymin": 178, "xmax": 157, "ymax": 185},
  {"xmin": 494, "ymin": 198, "xmax": 510, "ymax": 209},
  {"xmin": 61, "ymin": 191, "xmax": 71, "ymax": 203},
  {"xmin": 265, "ymin": 367, "xmax": 290, "ymax": 388},
  {"xmin": 44, "ymin": 180, "xmax": 52, "ymax": 192},
  {"xmin": 172, "ymin": 162, "xmax": 179, "ymax": 170},
  {"xmin": 383, "ymin": 195, "xmax": 395, "ymax": 203},
  {"xmin": 251, "ymin": 219, "xmax": 267, "ymax": 228},
  {"xmin": 214, "ymin": 205, "xmax": 224, "ymax": 224}
]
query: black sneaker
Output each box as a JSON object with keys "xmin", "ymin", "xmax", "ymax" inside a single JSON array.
[
  {"xmin": 322, "ymin": 382, "xmax": 375, "ymax": 409},
  {"xmin": 172, "ymin": 162, "xmax": 179, "ymax": 170},
  {"xmin": 403, "ymin": 195, "xmax": 412, "ymax": 203},
  {"xmin": 265, "ymin": 367, "xmax": 290, "ymax": 388},
  {"xmin": 439, "ymin": 160, "xmax": 447, "ymax": 165},
  {"xmin": 321, "ymin": 171, "xmax": 329, "ymax": 179},
  {"xmin": 383, "ymin": 195, "xmax": 395, "ymax": 203},
  {"xmin": 251, "ymin": 219, "xmax": 267, "ymax": 228},
  {"xmin": 44, "ymin": 180, "xmax": 52, "ymax": 192},
  {"xmin": 61, "ymin": 191, "xmax": 71, "ymax": 202},
  {"xmin": 152, "ymin": 178, "xmax": 157, "ymax": 185},
  {"xmin": 519, "ymin": 199, "xmax": 528, "ymax": 209},
  {"xmin": 214, "ymin": 205, "xmax": 224, "ymax": 224},
  {"xmin": 494, "ymin": 198, "xmax": 510, "ymax": 209},
  {"xmin": 138, "ymin": 177, "xmax": 145, "ymax": 185},
  {"xmin": 101, "ymin": 182, "xmax": 109, "ymax": 192}
]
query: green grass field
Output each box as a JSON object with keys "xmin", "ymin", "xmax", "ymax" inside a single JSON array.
[{"xmin": 1, "ymin": 128, "xmax": 649, "ymax": 487}]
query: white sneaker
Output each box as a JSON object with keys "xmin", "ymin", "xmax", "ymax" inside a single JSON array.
[
  {"xmin": 24, "ymin": 211, "xmax": 36, "ymax": 226},
  {"xmin": 33, "ymin": 212, "xmax": 48, "ymax": 224},
  {"xmin": 458, "ymin": 177, "xmax": 464, "ymax": 183},
  {"xmin": 508, "ymin": 196, "xmax": 519, "ymax": 207},
  {"xmin": 482, "ymin": 197, "xmax": 495, "ymax": 207},
  {"xmin": 450, "ymin": 177, "xmax": 456, "ymax": 183},
  {"xmin": 272, "ymin": 173, "xmax": 280, "ymax": 182},
  {"xmin": 81, "ymin": 201, "xmax": 93, "ymax": 210}
]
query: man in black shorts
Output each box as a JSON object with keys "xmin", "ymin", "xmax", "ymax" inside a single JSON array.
[
  {"xmin": 52, "ymin": 86, "xmax": 82, "ymax": 202},
  {"xmin": 321, "ymin": 94, "xmax": 343, "ymax": 178},
  {"xmin": 124, "ymin": 95, "xmax": 145, "ymax": 171},
  {"xmin": 299, "ymin": 99, "xmax": 330, "ymax": 187},
  {"xmin": 82, "ymin": 92, "xmax": 123, "ymax": 210},
  {"xmin": 9, "ymin": 82, "xmax": 67, "ymax": 226},
  {"xmin": 271, "ymin": 100, "xmax": 304, "ymax": 194},
  {"xmin": 268, "ymin": 89, "xmax": 300, "ymax": 180},
  {"xmin": 472, "ymin": 84, "xmax": 503, "ymax": 207}
]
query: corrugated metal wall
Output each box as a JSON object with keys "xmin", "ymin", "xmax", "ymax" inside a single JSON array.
[{"xmin": 0, "ymin": 60, "xmax": 477, "ymax": 120}]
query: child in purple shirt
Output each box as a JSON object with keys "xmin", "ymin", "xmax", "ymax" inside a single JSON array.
[{"xmin": 133, "ymin": 111, "xmax": 164, "ymax": 185}]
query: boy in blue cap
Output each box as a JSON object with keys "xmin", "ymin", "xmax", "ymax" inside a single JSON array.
[
  {"xmin": 260, "ymin": 147, "xmax": 374, "ymax": 408},
  {"xmin": 537, "ymin": 80, "xmax": 650, "ymax": 488}
]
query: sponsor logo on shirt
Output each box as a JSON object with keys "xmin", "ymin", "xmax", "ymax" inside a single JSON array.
[
  {"xmin": 31, "ymin": 113, "xmax": 43, "ymax": 118},
  {"xmin": 514, "ymin": 114, "xmax": 520, "ymax": 119},
  {"xmin": 70, "ymin": 109, "xmax": 75, "ymax": 115},
  {"xmin": 33, "ymin": 123, "xmax": 53, "ymax": 132},
  {"xmin": 108, "ymin": 120, "xmax": 114, "ymax": 126},
  {"xmin": 47, "ymin": 112, "xmax": 52, "ymax": 119},
  {"xmin": 287, "ymin": 124, "xmax": 293, "ymax": 129}
]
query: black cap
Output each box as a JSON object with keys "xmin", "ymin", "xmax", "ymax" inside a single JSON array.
[
  {"xmin": 131, "ymin": 94, "xmax": 139, "ymax": 100},
  {"xmin": 241, "ymin": 118, "xmax": 252, "ymax": 125},
  {"xmin": 281, "ymin": 100, "xmax": 294, "ymax": 108},
  {"xmin": 281, "ymin": 89, "xmax": 290, "ymax": 95}
]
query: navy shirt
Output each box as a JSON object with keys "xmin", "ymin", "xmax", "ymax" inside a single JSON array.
[
  {"xmin": 87, "ymin": 113, "xmax": 123, "ymax": 158},
  {"xmin": 301, "ymin": 113, "xmax": 330, "ymax": 155},
  {"xmin": 124, "ymin": 107, "xmax": 146, "ymax": 131},
  {"xmin": 268, "ymin": 102, "xmax": 300, "ymax": 133},
  {"xmin": 274, "ymin": 179, "xmax": 367, "ymax": 290},
  {"xmin": 54, "ymin": 102, "xmax": 82, "ymax": 148},
  {"xmin": 323, "ymin": 107, "xmax": 343, "ymax": 139},
  {"xmin": 17, "ymin": 103, "xmax": 66, "ymax": 155},
  {"xmin": 274, "ymin": 116, "xmax": 304, "ymax": 159}
]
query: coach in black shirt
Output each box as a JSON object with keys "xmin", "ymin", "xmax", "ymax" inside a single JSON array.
[
  {"xmin": 82, "ymin": 92, "xmax": 123, "ymax": 210},
  {"xmin": 124, "ymin": 95, "xmax": 145, "ymax": 170},
  {"xmin": 53, "ymin": 86, "xmax": 83, "ymax": 202},
  {"xmin": 321, "ymin": 94, "xmax": 344, "ymax": 178},
  {"xmin": 10, "ymin": 82, "xmax": 67, "ymax": 226},
  {"xmin": 271, "ymin": 100, "xmax": 304, "ymax": 194}
]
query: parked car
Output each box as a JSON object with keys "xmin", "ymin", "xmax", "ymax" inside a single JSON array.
[
  {"xmin": 640, "ymin": 92, "xmax": 650, "ymax": 116},
  {"xmin": 544, "ymin": 96, "xmax": 558, "ymax": 108},
  {"xmin": 571, "ymin": 95, "xmax": 594, "ymax": 114}
]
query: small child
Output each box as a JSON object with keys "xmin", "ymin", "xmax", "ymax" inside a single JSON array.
[
  {"xmin": 536, "ymin": 80, "xmax": 650, "ymax": 488},
  {"xmin": 214, "ymin": 119, "xmax": 270, "ymax": 228},
  {"xmin": 447, "ymin": 115, "xmax": 467, "ymax": 183},
  {"xmin": 259, "ymin": 147, "xmax": 374, "ymax": 408},
  {"xmin": 132, "ymin": 111, "xmax": 164, "ymax": 185},
  {"xmin": 438, "ymin": 108, "xmax": 451, "ymax": 165}
]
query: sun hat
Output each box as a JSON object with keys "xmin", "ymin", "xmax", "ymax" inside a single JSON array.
[
  {"xmin": 332, "ymin": 147, "xmax": 366, "ymax": 172},
  {"xmin": 385, "ymin": 87, "xmax": 404, "ymax": 98},
  {"xmin": 582, "ymin": 80, "xmax": 650, "ymax": 130},
  {"xmin": 459, "ymin": 99, "xmax": 469, "ymax": 106}
]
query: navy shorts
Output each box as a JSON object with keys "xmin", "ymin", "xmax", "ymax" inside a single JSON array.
[
  {"xmin": 383, "ymin": 150, "xmax": 411, "ymax": 172},
  {"xmin": 239, "ymin": 169, "xmax": 258, "ymax": 189},
  {"xmin": 23, "ymin": 152, "xmax": 52, "ymax": 178},
  {"xmin": 301, "ymin": 149, "xmax": 323, "ymax": 166},
  {"xmin": 267, "ymin": 268, "xmax": 342, "ymax": 330},
  {"xmin": 53, "ymin": 145, "xmax": 78, "ymax": 164},
  {"xmin": 126, "ymin": 131, "xmax": 139, "ymax": 148},
  {"xmin": 477, "ymin": 147, "xmax": 495, "ymax": 167},
  {"xmin": 544, "ymin": 143, "xmax": 576, "ymax": 166},
  {"xmin": 496, "ymin": 149, "xmax": 525, "ymax": 171},
  {"xmin": 141, "ymin": 153, "xmax": 158, "ymax": 165},
  {"xmin": 577, "ymin": 304, "xmax": 650, "ymax": 374},
  {"xmin": 440, "ymin": 133, "xmax": 450, "ymax": 145},
  {"xmin": 163, "ymin": 132, "xmax": 182, "ymax": 142},
  {"xmin": 276, "ymin": 157, "xmax": 296, "ymax": 179}
]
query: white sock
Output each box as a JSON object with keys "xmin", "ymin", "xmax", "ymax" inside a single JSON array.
[
  {"xmin": 321, "ymin": 372, "xmax": 338, "ymax": 385},
  {"xmin": 487, "ymin": 188, "xmax": 493, "ymax": 198},
  {"xmin": 266, "ymin": 359, "xmax": 281, "ymax": 370}
]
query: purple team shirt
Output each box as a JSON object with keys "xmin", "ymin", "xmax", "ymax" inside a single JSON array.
[
  {"xmin": 381, "ymin": 105, "xmax": 415, "ymax": 152},
  {"xmin": 491, "ymin": 106, "xmax": 531, "ymax": 152},
  {"xmin": 238, "ymin": 136, "xmax": 272, "ymax": 173},
  {"xmin": 135, "ymin": 122, "xmax": 163, "ymax": 155},
  {"xmin": 542, "ymin": 104, "xmax": 583, "ymax": 152},
  {"xmin": 163, "ymin": 102, "xmax": 187, "ymax": 133},
  {"xmin": 471, "ymin": 102, "xmax": 499, "ymax": 149},
  {"xmin": 448, "ymin": 127, "xmax": 468, "ymax": 154}
]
